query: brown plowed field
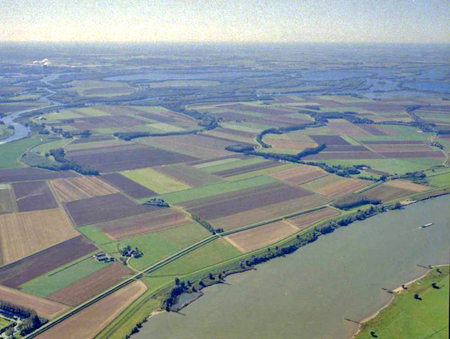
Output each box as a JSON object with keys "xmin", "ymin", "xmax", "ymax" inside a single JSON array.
[
  {"xmin": 96, "ymin": 209, "xmax": 190, "ymax": 240},
  {"xmin": 46, "ymin": 263, "xmax": 132, "ymax": 306},
  {"xmin": 267, "ymin": 139, "xmax": 318, "ymax": 150},
  {"xmin": 189, "ymin": 185, "xmax": 313, "ymax": 220},
  {"xmin": 64, "ymin": 193, "xmax": 157, "ymax": 226},
  {"xmin": 203, "ymin": 130, "xmax": 255, "ymax": 145},
  {"xmin": 0, "ymin": 285, "xmax": 68, "ymax": 319},
  {"xmin": 38, "ymin": 280, "xmax": 147, "ymax": 339},
  {"xmin": 367, "ymin": 144, "xmax": 431, "ymax": 152},
  {"xmin": 101, "ymin": 173, "xmax": 157, "ymax": 199},
  {"xmin": 64, "ymin": 139, "xmax": 130, "ymax": 152},
  {"xmin": 362, "ymin": 140, "xmax": 424, "ymax": 145},
  {"xmin": 0, "ymin": 209, "xmax": 79, "ymax": 265},
  {"xmin": 66, "ymin": 144, "xmax": 197, "ymax": 172},
  {"xmin": 357, "ymin": 124, "xmax": 389, "ymax": 136},
  {"xmin": 310, "ymin": 178, "xmax": 370, "ymax": 198},
  {"xmin": 364, "ymin": 184, "xmax": 414, "ymax": 203},
  {"xmin": 260, "ymin": 194, "xmax": 331, "ymax": 217},
  {"xmin": 214, "ymin": 161, "xmax": 283, "ymax": 178},
  {"xmin": 268, "ymin": 165, "xmax": 326, "ymax": 185},
  {"xmin": 309, "ymin": 135, "xmax": 350, "ymax": 145},
  {"xmin": 51, "ymin": 176, "xmax": 118, "ymax": 202},
  {"xmin": 12, "ymin": 181, "xmax": 57, "ymax": 212},
  {"xmin": 154, "ymin": 164, "xmax": 222, "ymax": 187},
  {"xmin": 225, "ymin": 221, "xmax": 299, "ymax": 253},
  {"xmin": 379, "ymin": 151, "xmax": 444, "ymax": 159},
  {"xmin": 210, "ymin": 208, "xmax": 275, "ymax": 231},
  {"xmin": 0, "ymin": 236, "xmax": 97, "ymax": 288},
  {"xmin": 385, "ymin": 180, "xmax": 430, "ymax": 192},
  {"xmin": 288, "ymin": 207, "xmax": 340, "ymax": 230},
  {"xmin": 323, "ymin": 145, "xmax": 368, "ymax": 152},
  {"xmin": 0, "ymin": 168, "xmax": 78, "ymax": 183},
  {"xmin": 327, "ymin": 120, "xmax": 371, "ymax": 137}
]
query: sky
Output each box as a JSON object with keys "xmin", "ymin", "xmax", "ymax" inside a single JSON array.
[{"xmin": 1, "ymin": 0, "xmax": 449, "ymax": 43}]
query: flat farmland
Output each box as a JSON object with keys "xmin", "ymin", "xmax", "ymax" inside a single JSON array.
[
  {"xmin": 64, "ymin": 193, "xmax": 157, "ymax": 226},
  {"xmin": 95, "ymin": 209, "xmax": 190, "ymax": 240},
  {"xmin": 384, "ymin": 180, "xmax": 430, "ymax": 192},
  {"xmin": 155, "ymin": 163, "xmax": 223, "ymax": 187},
  {"xmin": 101, "ymin": 173, "xmax": 157, "ymax": 199},
  {"xmin": 259, "ymin": 194, "xmax": 331, "ymax": 218},
  {"xmin": 0, "ymin": 187, "xmax": 15, "ymax": 214},
  {"xmin": 0, "ymin": 167, "xmax": 78, "ymax": 183},
  {"xmin": 326, "ymin": 119, "xmax": 371, "ymax": 137},
  {"xmin": 302, "ymin": 175, "xmax": 370, "ymax": 198},
  {"xmin": 288, "ymin": 207, "xmax": 340, "ymax": 230},
  {"xmin": 0, "ymin": 236, "xmax": 97, "ymax": 288},
  {"xmin": 0, "ymin": 208, "xmax": 79, "ymax": 265},
  {"xmin": 66, "ymin": 144, "xmax": 197, "ymax": 172},
  {"xmin": 121, "ymin": 167, "xmax": 190, "ymax": 194},
  {"xmin": 38, "ymin": 281, "xmax": 147, "ymax": 339},
  {"xmin": 188, "ymin": 184, "xmax": 314, "ymax": 220},
  {"xmin": 213, "ymin": 160, "xmax": 283, "ymax": 178},
  {"xmin": 46, "ymin": 263, "xmax": 132, "ymax": 306},
  {"xmin": 137, "ymin": 134, "xmax": 232, "ymax": 159},
  {"xmin": 364, "ymin": 184, "xmax": 415, "ymax": 203},
  {"xmin": 159, "ymin": 175, "xmax": 278, "ymax": 205},
  {"xmin": 268, "ymin": 165, "xmax": 327, "ymax": 185},
  {"xmin": 225, "ymin": 221, "xmax": 299, "ymax": 253},
  {"xmin": 0, "ymin": 285, "xmax": 68, "ymax": 319},
  {"xmin": 51, "ymin": 176, "xmax": 118, "ymax": 202},
  {"xmin": 20, "ymin": 256, "xmax": 115, "ymax": 298},
  {"xmin": 13, "ymin": 181, "xmax": 59, "ymax": 212},
  {"xmin": 210, "ymin": 208, "xmax": 275, "ymax": 231}
]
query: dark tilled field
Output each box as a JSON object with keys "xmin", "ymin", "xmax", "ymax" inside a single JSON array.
[
  {"xmin": 0, "ymin": 168, "xmax": 78, "ymax": 183},
  {"xmin": 189, "ymin": 185, "xmax": 313, "ymax": 220},
  {"xmin": 357, "ymin": 124, "xmax": 388, "ymax": 136},
  {"xmin": 101, "ymin": 173, "xmax": 157, "ymax": 199},
  {"xmin": 46, "ymin": 263, "xmax": 131, "ymax": 306},
  {"xmin": 0, "ymin": 236, "xmax": 97, "ymax": 288},
  {"xmin": 379, "ymin": 151, "xmax": 444, "ymax": 158},
  {"xmin": 12, "ymin": 181, "xmax": 57, "ymax": 212},
  {"xmin": 96, "ymin": 209, "xmax": 188, "ymax": 239},
  {"xmin": 214, "ymin": 161, "xmax": 283, "ymax": 178},
  {"xmin": 66, "ymin": 144, "xmax": 197, "ymax": 173},
  {"xmin": 323, "ymin": 145, "xmax": 368, "ymax": 152},
  {"xmin": 362, "ymin": 140, "xmax": 425, "ymax": 145},
  {"xmin": 309, "ymin": 135, "xmax": 351, "ymax": 145},
  {"xmin": 64, "ymin": 193, "xmax": 158, "ymax": 226}
]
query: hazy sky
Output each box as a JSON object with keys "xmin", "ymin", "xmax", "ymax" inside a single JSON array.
[{"xmin": 1, "ymin": 0, "xmax": 449, "ymax": 43}]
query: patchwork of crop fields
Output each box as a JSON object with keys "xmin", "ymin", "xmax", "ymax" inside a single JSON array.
[{"xmin": 0, "ymin": 94, "xmax": 447, "ymax": 337}]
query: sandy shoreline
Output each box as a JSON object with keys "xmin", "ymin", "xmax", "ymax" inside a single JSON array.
[{"xmin": 352, "ymin": 264, "xmax": 448, "ymax": 338}]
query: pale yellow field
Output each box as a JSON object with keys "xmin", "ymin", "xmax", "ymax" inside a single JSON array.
[{"xmin": 0, "ymin": 208, "xmax": 78, "ymax": 264}]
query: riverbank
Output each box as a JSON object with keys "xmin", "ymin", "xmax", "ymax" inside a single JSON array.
[
  {"xmin": 355, "ymin": 265, "xmax": 449, "ymax": 338},
  {"xmin": 129, "ymin": 194, "xmax": 450, "ymax": 339}
]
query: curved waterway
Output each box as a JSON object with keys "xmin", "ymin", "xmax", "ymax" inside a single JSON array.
[
  {"xmin": 136, "ymin": 195, "xmax": 450, "ymax": 339},
  {"xmin": 0, "ymin": 110, "xmax": 31, "ymax": 145}
]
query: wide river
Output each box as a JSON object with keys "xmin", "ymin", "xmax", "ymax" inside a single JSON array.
[{"xmin": 136, "ymin": 195, "xmax": 450, "ymax": 339}]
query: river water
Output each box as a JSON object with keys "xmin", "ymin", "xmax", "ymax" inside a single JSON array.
[
  {"xmin": 0, "ymin": 110, "xmax": 31, "ymax": 145},
  {"xmin": 136, "ymin": 195, "xmax": 450, "ymax": 339}
]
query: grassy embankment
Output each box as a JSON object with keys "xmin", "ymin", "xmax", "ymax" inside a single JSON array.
[{"xmin": 357, "ymin": 266, "xmax": 449, "ymax": 338}]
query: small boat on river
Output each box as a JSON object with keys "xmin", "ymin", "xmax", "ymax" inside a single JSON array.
[{"xmin": 421, "ymin": 222, "xmax": 434, "ymax": 228}]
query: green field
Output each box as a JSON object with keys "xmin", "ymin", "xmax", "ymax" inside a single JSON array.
[
  {"xmin": 0, "ymin": 317, "xmax": 12, "ymax": 330},
  {"xmin": 122, "ymin": 167, "xmax": 190, "ymax": 194},
  {"xmin": 147, "ymin": 238, "xmax": 241, "ymax": 277},
  {"xmin": 428, "ymin": 172, "xmax": 450, "ymax": 187},
  {"xmin": 20, "ymin": 255, "xmax": 109, "ymax": 297},
  {"xmin": 0, "ymin": 124, "xmax": 14, "ymax": 140},
  {"xmin": 31, "ymin": 138, "xmax": 71, "ymax": 155},
  {"xmin": 100, "ymin": 223, "xmax": 211, "ymax": 271},
  {"xmin": 77, "ymin": 225, "xmax": 115, "ymax": 245},
  {"xmin": 0, "ymin": 137, "xmax": 44, "ymax": 169},
  {"xmin": 156, "ymin": 175, "xmax": 279, "ymax": 205},
  {"xmin": 194, "ymin": 157, "xmax": 241, "ymax": 169},
  {"xmin": 151, "ymin": 123, "xmax": 184, "ymax": 133},
  {"xmin": 357, "ymin": 267, "xmax": 449, "ymax": 339}
]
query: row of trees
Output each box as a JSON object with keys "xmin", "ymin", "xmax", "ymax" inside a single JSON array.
[{"xmin": 0, "ymin": 301, "xmax": 45, "ymax": 336}]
